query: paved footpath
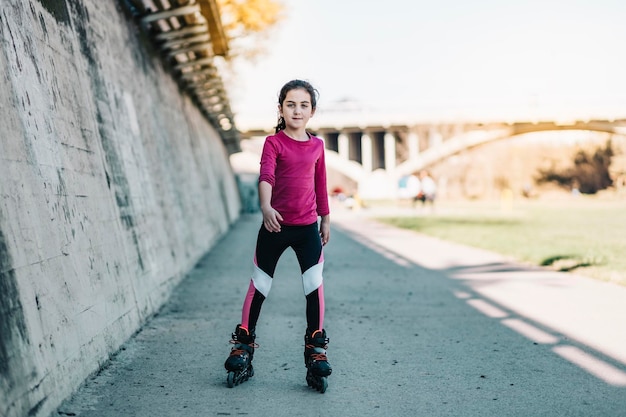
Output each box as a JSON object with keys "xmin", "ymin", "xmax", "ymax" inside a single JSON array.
[{"xmin": 56, "ymin": 208, "xmax": 626, "ymax": 417}]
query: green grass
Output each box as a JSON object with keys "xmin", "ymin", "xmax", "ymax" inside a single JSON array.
[{"xmin": 376, "ymin": 197, "xmax": 626, "ymax": 286}]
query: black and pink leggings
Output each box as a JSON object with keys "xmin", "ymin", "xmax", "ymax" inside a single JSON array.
[{"xmin": 240, "ymin": 222, "xmax": 325, "ymax": 333}]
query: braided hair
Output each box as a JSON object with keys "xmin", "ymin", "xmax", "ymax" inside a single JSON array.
[{"xmin": 274, "ymin": 79, "xmax": 319, "ymax": 133}]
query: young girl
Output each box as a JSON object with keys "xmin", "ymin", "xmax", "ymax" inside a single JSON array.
[{"xmin": 224, "ymin": 80, "xmax": 332, "ymax": 393}]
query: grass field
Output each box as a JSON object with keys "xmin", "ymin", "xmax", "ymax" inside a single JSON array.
[{"xmin": 374, "ymin": 195, "xmax": 626, "ymax": 286}]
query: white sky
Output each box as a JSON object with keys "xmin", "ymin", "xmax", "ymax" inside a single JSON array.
[{"xmin": 226, "ymin": 0, "xmax": 626, "ymax": 129}]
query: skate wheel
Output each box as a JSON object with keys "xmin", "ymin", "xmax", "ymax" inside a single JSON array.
[
  {"xmin": 306, "ymin": 371, "xmax": 314, "ymax": 387},
  {"xmin": 319, "ymin": 377, "xmax": 328, "ymax": 393},
  {"xmin": 226, "ymin": 372, "xmax": 235, "ymax": 388}
]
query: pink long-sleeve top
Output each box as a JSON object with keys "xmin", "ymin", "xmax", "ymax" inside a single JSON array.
[{"xmin": 258, "ymin": 130, "xmax": 330, "ymax": 226}]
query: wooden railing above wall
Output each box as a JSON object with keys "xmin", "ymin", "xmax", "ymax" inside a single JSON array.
[{"xmin": 125, "ymin": 0, "xmax": 240, "ymax": 153}]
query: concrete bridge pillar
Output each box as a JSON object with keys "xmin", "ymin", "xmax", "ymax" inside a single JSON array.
[
  {"xmin": 384, "ymin": 132, "xmax": 397, "ymax": 172},
  {"xmin": 407, "ymin": 131, "xmax": 420, "ymax": 160},
  {"xmin": 338, "ymin": 133, "xmax": 349, "ymax": 160},
  {"xmin": 361, "ymin": 133, "xmax": 373, "ymax": 172},
  {"xmin": 429, "ymin": 126, "xmax": 443, "ymax": 148}
]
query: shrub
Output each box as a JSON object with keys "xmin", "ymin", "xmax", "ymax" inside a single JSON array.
[{"xmin": 535, "ymin": 140, "xmax": 614, "ymax": 194}]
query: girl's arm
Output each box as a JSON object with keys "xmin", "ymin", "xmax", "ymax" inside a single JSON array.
[
  {"xmin": 259, "ymin": 180, "xmax": 283, "ymax": 232},
  {"xmin": 315, "ymin": 144, "xmax": 330, "ymax": 245}
]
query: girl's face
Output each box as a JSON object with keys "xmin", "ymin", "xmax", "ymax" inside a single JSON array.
[{"xmin": 279, "ymin": 88, "xmax": 315, "ymax": 131}]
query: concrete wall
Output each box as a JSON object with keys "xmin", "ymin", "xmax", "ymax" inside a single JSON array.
[{"xmin": 0, "ymin": 2, "xmax": 241, "ymax": 416}]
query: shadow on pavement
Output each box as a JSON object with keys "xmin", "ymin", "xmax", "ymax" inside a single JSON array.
[{"xmin": 57, "ymin": 214, "xmax": 626, "ymax": 417}]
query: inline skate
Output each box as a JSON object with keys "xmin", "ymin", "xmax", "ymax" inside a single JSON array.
[
  {"xmin": 304, "ymin": 329, "xmax": 332, "ymax": 393},
  {"xmin": 224, "ymin": 325, "xmax": 257, "ymax": 388}
]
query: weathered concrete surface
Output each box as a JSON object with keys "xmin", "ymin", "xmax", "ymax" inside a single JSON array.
[
  {"xmin": 55, "ymin": 209, "xmax": 626, "ymax": 417},
  {"xmin": 0, "ymin": 1, "xmax": 240, "ymax": 417}
]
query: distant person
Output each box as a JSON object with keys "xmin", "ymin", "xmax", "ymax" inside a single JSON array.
[
  {"xmin": 398, "ymin": 174, "xmax": 421, "ymax": 206},
  {"xmin": 223, "ymin": 80, "xmax": 332, "ymax": 393},
  {"xmin": 417, "ymin": 170, "xmax": 436, "ymax": 207}
]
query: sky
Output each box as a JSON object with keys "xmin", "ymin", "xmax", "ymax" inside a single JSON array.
[{"xmin": 225, "ymin": 0, "xmax": 626, "ymax": 130}]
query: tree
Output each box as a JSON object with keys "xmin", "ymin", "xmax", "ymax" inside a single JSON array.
[
  {"xmin": 535, "ymin": 140, "xmax": 614, "ymax": 194},
  {"xmin": 217, "ymin": 0, "xmax": 285, "ymax": 60}
]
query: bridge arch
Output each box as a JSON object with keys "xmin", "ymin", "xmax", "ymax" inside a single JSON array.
[{"xmin": 396, "ymin": 122, "xmax": 625, "ymax": 178}]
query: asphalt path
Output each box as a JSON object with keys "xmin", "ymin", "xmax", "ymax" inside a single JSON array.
[{"xmin": 56, "ymin": 209, "xmax": 626, "ymax": 417}]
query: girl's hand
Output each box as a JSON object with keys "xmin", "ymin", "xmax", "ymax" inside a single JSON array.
[
  {"xmin": 262, "ymin": 206, "xmax": 283, "ymax": 232},
  {"xmin": 319, "ymin": 215, "xmax": 330, "ymax": 246}
]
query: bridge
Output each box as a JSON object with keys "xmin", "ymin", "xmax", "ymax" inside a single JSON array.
[{"xmin": 236, "ymin": 117, "xmax": 626, "ymax": 199}]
